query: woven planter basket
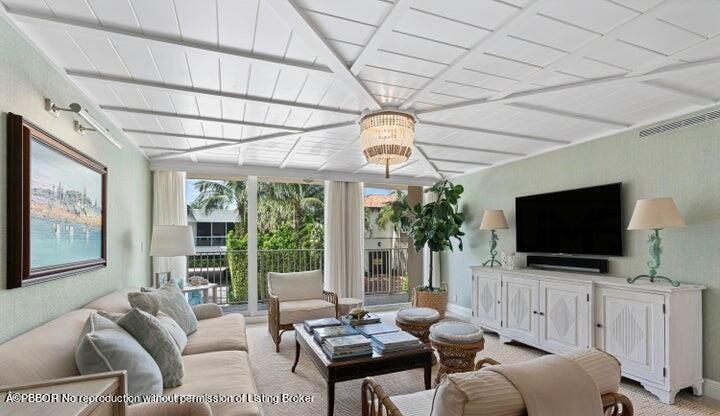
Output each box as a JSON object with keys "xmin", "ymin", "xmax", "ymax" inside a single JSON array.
[{"xmin": 412, "ymin": 283, "xmax": 448, "ymax": 318}]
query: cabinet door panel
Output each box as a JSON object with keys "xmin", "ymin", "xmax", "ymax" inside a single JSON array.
[
  {"xmin": 596, "ymin": 288, "xmax": 665, "ymax": 383},
  {"xmin": 473, "ymin": 270, "xmax": 501, "ymax": 329},
  {"xmin": 539, "ymin": 281, "xmax": 590, "ymax": 353},
  {"xmin": 502, "ymin": 275, "xmax": 538, "ymax": 344}
]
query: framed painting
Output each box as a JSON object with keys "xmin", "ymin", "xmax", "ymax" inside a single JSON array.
[{"xmin": 7, "ymin": 113, "xmax": 107, "ymax": 288}]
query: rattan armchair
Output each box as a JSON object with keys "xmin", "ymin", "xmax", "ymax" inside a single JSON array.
[
  {"xmin": 267, "ymin": 270, "xmax": 339, "ymax": 352},
  {"xmin": 361, "ymin": 352, "xmax": 634, "ymax": 416}
]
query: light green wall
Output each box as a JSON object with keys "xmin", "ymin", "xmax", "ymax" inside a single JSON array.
[
  {"xmin": 441, "ymin": 107, "xmax": 720, "ymax": 380},
  {"xmin": 0, "ymin": 16, "xmax": 152, "ymax": 342}
]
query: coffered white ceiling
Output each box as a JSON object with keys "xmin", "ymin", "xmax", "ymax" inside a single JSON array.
[{"xmin": 3, "ymin": 0, "xmax": 720, "ymax": 185}]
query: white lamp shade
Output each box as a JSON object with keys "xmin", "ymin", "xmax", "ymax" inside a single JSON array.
[
  {"xmin": 480, "ymin": 210, "xmax": 509, "ymax": 230},
  {"xmin": 150, "ymin": 225, "xmax": 196, "ymax": 256},
  {"xmin": 627, "ymin": 197, "xmax": 686, "ymax": 230}
]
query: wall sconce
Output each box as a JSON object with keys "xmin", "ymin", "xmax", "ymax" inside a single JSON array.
[{"xmin": 45, "ymin": 98, "xmax": 123, "ymax": 149}]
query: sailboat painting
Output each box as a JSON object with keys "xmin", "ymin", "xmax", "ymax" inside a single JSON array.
[
  {"xmin": 30, "ymin": 139, "xmax": 104, "ymax": 268},
  {"xmin": 7, "ymin": 113, "xmax": 107, "ymax": 288}
]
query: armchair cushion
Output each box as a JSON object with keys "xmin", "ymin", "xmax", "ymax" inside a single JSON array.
[
  {"xmin": 279, "ymin": 299, "xmax": 336, "ymax": 325},
  {"xmin": 391, "ymin": 390, "xmax": 435, "ymax": 416},
  {"xmin": 268, "ymin": 270, "xmax": 323, "ymax": 301}
]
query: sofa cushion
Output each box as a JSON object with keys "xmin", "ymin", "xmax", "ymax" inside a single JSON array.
[
  {"xmin": 85, "ymin": 287, "xmax": 137, "ymax": 313},
  {"xmin": 0, "ymin": 309, "xmax": 94, "ymax": 386},
  {"xmin": 184, "ymin": 313, "xmax": 248, "ymax": 355},
  {"xmin": 430, "ymin": 348, "xmax": 621, "ymax": 416},
  {"xmin": 76, "ymin": 313, "xmax": 163, "ymax": 398},
  {"xmin": 129, "ymin": 281, "xmax": 198, "ymax": 335},
  {"xmin": 115, "ymin": 309, "xmax": 185, "ymax": 388},
  {"xmin": 391, "ymin": 390, "xmax": 435, "ymax": 416},
  {"xmin": 279, "ymin": 299, "xmax": 336, "ymax": 325},
  {"xmin": 268, "ymin": 270, "xmax": 323, "ymax": 301},
  {"xmin": 165, "ymin": 351, "xmax": 262, "ymax": 416}
]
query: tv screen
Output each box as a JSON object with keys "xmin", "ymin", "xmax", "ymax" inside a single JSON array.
[{"xmin": 515, "ymin": 183, "xmax": 623, "ymax": 256}]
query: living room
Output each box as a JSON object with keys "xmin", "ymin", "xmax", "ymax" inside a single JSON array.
[{"xmin": 0, "ymin": 1, "xmax": 719, "ymax": 415}]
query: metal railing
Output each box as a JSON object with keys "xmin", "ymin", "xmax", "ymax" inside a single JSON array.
[
  {"xmin": 187, "ymin": 247, "xmax": 408, "ymax": 305},
  {"xmin": 364, "ymin": 247, "xmax": 409, "ymax": 295}
]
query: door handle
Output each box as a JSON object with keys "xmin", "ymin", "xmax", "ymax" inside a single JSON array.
[
  {"xmin": 533, "ymin": 311, "xmax": 538, "ymax": 315},
  {"xmin": 596, "ymin": 323, "xmax": 603, "ymax": 328},
  {"xmin": 539, "ymin": 312, "xmax": 545, "ymax": 316}
]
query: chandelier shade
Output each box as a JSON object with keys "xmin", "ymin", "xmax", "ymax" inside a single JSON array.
[{"xmin": 360, "ymin": 110, "xmax": 415, "ymax": 178}]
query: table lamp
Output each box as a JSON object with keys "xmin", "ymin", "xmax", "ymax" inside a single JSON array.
[
  {"xmin": 480, "ymin": 210, "xmax": 509, "ymax": 268},
  {"xmin": 150, "ymin": 225, "xmax": 196, "ymax": 287},
  {"xmin": 627, "ymin": 197, "xmax": 686, "ymax": 287}
]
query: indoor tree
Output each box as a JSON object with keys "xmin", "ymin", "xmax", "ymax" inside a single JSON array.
[{"xmin": 388, "ymin": 181, "xmax": 465, "ymax": 291}]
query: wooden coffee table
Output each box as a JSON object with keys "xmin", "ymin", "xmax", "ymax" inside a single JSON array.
[{"xmin": 292, "ymin": 323, "xmax": 433, "ymax": 416}]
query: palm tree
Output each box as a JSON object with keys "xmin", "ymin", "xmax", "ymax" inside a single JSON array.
[
  {"xmin": 258, "ymin": 182, "xmax": 324, "ymax": 231},
  {"xmin": 191, "ymin": 180, "xmax": 248, "ymax": 233},
  {"xmin": 376, "ymin": 190, "xmax": 409, "ymax": 234}
]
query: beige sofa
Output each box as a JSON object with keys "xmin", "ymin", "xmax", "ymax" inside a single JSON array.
[{"xmin": 0, "ymin": 288, "xmax": 261, "ymax": 416}]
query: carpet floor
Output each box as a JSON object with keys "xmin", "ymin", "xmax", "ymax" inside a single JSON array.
[{"xmin": 244, "ymin": 311, "xmax": 719, "ymax": 416}]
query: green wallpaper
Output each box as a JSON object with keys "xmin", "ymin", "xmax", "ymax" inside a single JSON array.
[
  {"xmin": 440, "ymin": 107, "xmax": 720, "ymax": 380},
  {"xmin": 0, "ymin": 16, "xmax": 152, "ymax": 342}
]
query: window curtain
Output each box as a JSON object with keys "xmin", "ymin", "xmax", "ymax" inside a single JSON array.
[
  {"xmin": 152, "ymin": 170, "xmax": 188, "ymax": 283},
  {"xmin": 323, "ymin": 181, "xmax": 364, "ymax": 299}
]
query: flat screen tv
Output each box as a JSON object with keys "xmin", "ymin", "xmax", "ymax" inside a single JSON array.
[{"xmin": 515, "ymin": 183, "xmax": 623, "ymax": 256}]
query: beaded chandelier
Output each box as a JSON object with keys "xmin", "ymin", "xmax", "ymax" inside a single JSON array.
[{"xmin": 360, "ymin": 110, "xmax": 416, "ymax": 178}]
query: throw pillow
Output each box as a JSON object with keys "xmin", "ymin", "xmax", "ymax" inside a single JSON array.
[
  {"xmin": 116, "ymin": 308, "xmax": 184, "ymax": 388},
  {"xmin": 98, "ymin": 310, "xmax": 188, "ymax": 353},
  {"xmin": 75, "ymin": 313, "xmax": 163, "ymax": 398},
  {"xmin": 128, "ymin": 280, "xmax": 198, "ymax": 335}
]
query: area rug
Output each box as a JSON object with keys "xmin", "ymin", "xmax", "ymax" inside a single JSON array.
[{"xmin": 243, "ymin": 311, "xmax": 719, "ymax": 416}]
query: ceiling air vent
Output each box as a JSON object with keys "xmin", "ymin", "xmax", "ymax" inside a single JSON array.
[{"xmin": 639, "ymin": 109, "xmax": 720, "ymax": 138}]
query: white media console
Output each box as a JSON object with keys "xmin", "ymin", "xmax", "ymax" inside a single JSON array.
[{"xmin": 470, "ymin": 266, "xmax": 705, "ymax": 404}]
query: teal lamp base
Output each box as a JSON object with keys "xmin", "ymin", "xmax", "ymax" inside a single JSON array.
[
  {"xmin": 627, "ymin": 229, "xmax": 681, "ymax": 287},
  {"xmin": 483, "ymin": 230, "xmax": 501, "ymax": 268},
  {"xmin": 627, "ymin": 274, "xmax": 680, "ymax": 287}
]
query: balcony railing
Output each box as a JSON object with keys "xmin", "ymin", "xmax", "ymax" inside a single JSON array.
[{"xmin": 187, "ymin": 247, "xmax": 407, "ymax": 306}]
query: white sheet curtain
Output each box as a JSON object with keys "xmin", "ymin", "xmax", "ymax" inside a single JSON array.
[
  {"xmin": 323, "ymin": 181, "xmax": 364, "ymax": 299},
  {"xmin": 152, "ymin": 170, "xmax": 188, "ymax": 283}
]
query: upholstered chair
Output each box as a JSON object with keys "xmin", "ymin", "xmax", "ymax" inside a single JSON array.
[{"xmin": 267, "ymin": 270, "xmax": 338, "ymax": 352}]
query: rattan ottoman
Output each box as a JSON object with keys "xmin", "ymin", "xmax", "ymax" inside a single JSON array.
[
  {"xmin": 395, "ymin": 307, "xmax": 441, "ymax": 343},
  {"xmin": 430, "ymin": 322, "xmax": 484, "ymax": 384}
]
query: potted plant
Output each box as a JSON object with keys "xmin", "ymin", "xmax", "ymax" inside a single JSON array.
[{"xmin": 390, "ymin": 181, "xmax": 465, "ymax": 317}]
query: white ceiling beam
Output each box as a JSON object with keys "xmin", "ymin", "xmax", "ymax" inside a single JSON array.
[
  {"xmin": 124, "ymin": 129, "xmax": 242, "ymax": 143},
  {"xmin": 490, "ymin": 1, "xmax": 672, "ymax": 100},
  {"xmin": 428, "ymin": 157, "xmax": 492, "ymax": 167},
  {"xmin": 505, "ymin": 103, "xmax": 631, "ymax": 128},
  {"xmin": 101, "ymin": 106, "xmax": 302, "ymax": 132},
  {"xmin": 68, "ymin": 71, "xmax": 361, "ymax": 117},
  {"xmin": 317, "ymin": 137, "xmax": 362, "ymax": 172},
  {"xmin": 7, "ymin": 9, "xmax": 332, "ymax": 76},
  {"xmin": 350, "ymin": 0, "xmax": 413, "ymax": 75},
  {"xmin": 151, "ymin": 121, "xmax": 356, "ymax": 161},
  {"xmin": 400, "ymin": 0, "xmax": 543, "ymax": 108},
  {"xmin": 390, "ymin": 159, "xmax": 419, "ymax": 174},
  {"xmin": 265, "ymin": 0, "xmax": 381, "ymax": 110},
  {"xmin": 278, "ymin": 136, "xmax": 303, "ymax": 169},
  {"xmin": 419, "ymin": 120, "xmax": 569, "ymax": 144},
  {"xmin": 353, "ymin": 162, "xmax": 371, "ymax": 174},
  {"xmin": 639, "ymin": 81, "xmax": 718, "ymax": 106},
  {"xmin": 139, "ymin": 145, "xmax": 185, "ymax": 152},
  {"xmin": 415, "ymin": 141, "xmax": 526, "ymax": 157},
  {"xmin": 418, "ymin": 56, "xmax": 720, "ymax": 115},
  {"xmin": 412, "ymin": 145, "xmax": 443, "ymax": 179},
  {"xmin": 150, "ymin": 159, "xmax": 437, "ymax": 187}
]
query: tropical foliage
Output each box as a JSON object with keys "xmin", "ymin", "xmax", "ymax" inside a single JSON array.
[{"xmin": 189, "ymin": 180, "xmax": 325, "ymax": 302}]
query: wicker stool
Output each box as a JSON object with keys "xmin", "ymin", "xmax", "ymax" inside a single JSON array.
[
  {"xmin": 395, "ymin": 307, "xmax": 441, "ymax": 343},
  {"xmin": 430, "ymin": 322, "xmax": 484, "ymax": 384},
  {"xmin": 338, "ymin": 297, "xmax": 363, "ymax": 316}
]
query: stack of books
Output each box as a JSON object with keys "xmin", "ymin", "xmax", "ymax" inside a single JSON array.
[
  {"xmin": 303, "ymin": 317, "xmax": 342, "ymax": 334},
  {"xmin": 341, "ymin": 313, "xmax": 381, "ymax": 326},
  {"xmin": 322, "ymin": 335, "xmax": 373, "ymax": 360},
  {"xmin": 355, "ymin": 323, "xmax": 400, "ymax": 337},
  {"xmin": 313, "ymin": 325, "xmax": 359, "ymax": 343},
  {"xmin": 371, "ymin": 331, "xmax": 424, "ymax": 354}
]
